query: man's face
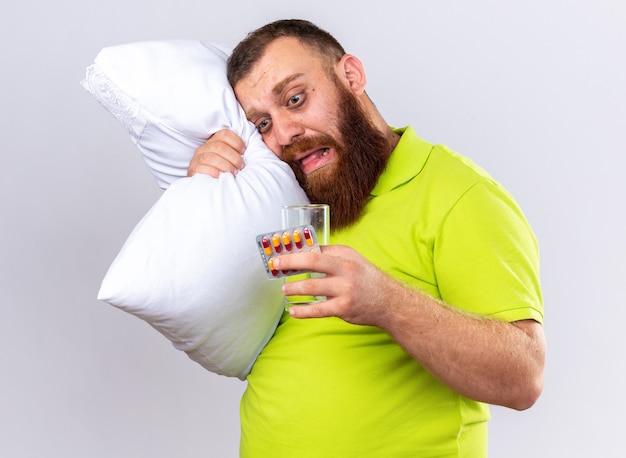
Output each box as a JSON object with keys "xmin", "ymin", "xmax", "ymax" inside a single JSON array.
[
  {"xmin": 234, "ymin": 37, "xmax": 389, "ymax": 230},
  {"xmin": 234, "ymin": 37, "xmax": 342, "ymax": 162}
]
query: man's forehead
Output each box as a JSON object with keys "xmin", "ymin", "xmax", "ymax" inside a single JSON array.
[
  {"xmin": 250, "ymin": 37, "xmax": 323, "ymax": 77},
  {"xmin": 234, "ymin": 39, "xmax": 325, "ymax": 110}
]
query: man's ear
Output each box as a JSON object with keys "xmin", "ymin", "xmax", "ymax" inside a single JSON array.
[{"xmin": 337, "ymin": 54, "xmax": 367, "ymax": 95}]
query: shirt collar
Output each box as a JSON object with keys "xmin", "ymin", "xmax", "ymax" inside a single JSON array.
[{"xmin": 370, "ymin": 126, "xmax": 432, "ymax": 197}]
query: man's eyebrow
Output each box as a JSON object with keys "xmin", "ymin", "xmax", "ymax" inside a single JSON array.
[
  {"xmin": 272, "ymin": 73, "xmax": 304, "ymax": 96},
  {"xmin": 245, "ymin": 73, "xmax": 305, "ymax": 120},
  {"xmin": 245, "ymin": 108, "xmax": 258, "ymax": 120}
]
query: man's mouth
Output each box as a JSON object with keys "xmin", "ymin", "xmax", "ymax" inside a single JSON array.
[{"xmin": 299, "ymin": 148, "xmax": 333, "ymax": 174}]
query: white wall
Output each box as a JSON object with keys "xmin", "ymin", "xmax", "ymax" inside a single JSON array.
[{"xmin": 2, "ymin": 1, "xmax": 624, "ymax": 456}]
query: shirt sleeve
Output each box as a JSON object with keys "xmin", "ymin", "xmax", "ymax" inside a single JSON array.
[{"xmin": 434, "ymin": 178, "xmax": 544, "ymax": 323}]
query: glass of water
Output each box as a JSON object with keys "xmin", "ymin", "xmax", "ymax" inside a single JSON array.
[{"xmin": 281, "ymin": 204, "xmax": 329, "ymax": 309}]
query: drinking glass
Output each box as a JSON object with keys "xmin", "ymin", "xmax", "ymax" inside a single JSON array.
[{"xmin": 281, "ymin": 204, "xmax": 329, "ymax": 309}]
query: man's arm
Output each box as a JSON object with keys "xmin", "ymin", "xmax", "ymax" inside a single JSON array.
[{"xmin": 274, "ymin": 245, "xmax": 546, "ymax": 410}]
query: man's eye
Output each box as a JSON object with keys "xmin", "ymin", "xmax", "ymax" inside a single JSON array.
[
  {"xmin": 288, "ymin": 94, "xmax": 302, "ymax": 106},
  {"xmin": 257, "ymin": 119, "xmax": 270, "ymax": 133}
]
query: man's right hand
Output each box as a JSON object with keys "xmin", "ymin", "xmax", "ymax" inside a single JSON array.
[{"xmin": 187, "ymin": 129, "xmax": 246, "ymax": 178}]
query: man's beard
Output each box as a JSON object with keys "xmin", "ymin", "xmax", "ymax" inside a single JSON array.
[{"xmin": 283, "ymin": 84, "xmax": 390, "ymax": 231}]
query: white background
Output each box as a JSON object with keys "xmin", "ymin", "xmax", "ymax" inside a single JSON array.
[{"xmin": 1, "ymin": 1, "xmax": 624, "ymax": 456}]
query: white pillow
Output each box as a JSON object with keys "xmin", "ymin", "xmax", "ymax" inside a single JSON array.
[{"xmin": 82, "ymin": 40, "xmax": 309, "ymax": 379}]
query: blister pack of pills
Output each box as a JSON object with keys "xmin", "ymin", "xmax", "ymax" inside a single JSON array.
[{"xmin": 256, "ymin": 225, "xmax": 321, "ymax": 279}]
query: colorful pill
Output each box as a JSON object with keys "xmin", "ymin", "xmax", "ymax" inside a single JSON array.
[
  {"xmin": 292, "ymin": 229, "xmax": 303, "ymax": 249},
  {"xmin": 272, "ymin": 234, "xmax": 282, "ymax": 253},
  {"xmin": 261, "ymin": 236, "xmax": 273, "ymax": 256},
  {"xmin": 268, "ymin": 258, "xmax": 279, "ymax": 277},
  {"xmin": 303, "ymin": 227, "xmax": 314, "ymax": 246},
  {"xmin": 281, "ymin": 232, "xmax": 293, "ymax": 251}
]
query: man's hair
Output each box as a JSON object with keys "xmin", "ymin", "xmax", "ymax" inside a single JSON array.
[{"xmin": 227, "ymin": 19, "xmax": 346, "ymax": 86}]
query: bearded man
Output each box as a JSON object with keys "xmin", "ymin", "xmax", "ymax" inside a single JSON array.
[{"xmin": 189, "ymin": 19, "xmax": 545, "ymax": 458}]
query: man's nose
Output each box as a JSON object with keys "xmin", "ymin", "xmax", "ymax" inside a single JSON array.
[{"xmin": 272, "ymin": 113, "xmax": 304, "ymax": 148}]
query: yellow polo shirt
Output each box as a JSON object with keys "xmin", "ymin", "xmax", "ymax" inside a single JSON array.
[{"xmin": 240, "ymin": 126, "xmax": 543, "ymax": 457}]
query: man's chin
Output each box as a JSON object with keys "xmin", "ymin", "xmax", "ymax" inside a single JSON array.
[
  {"xmin": 306, "ymin": 163, "xmax": 335, "ymax": 179},
  {"xmin": 301, "ymin": 166, "xmax": 336, "ymax": 192}
]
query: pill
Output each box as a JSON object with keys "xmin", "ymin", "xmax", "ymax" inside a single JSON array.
[
  {"xmin": 272, "ymin": 234, "xmax": 282, "ymax": 253},
  {"xmin": 303, "ymin": 227, "xmax": 314, "ymax": 246},
  {"xmin": 281, "ymin": 232, "xmax": 293, "ymax": 251},
  {"xmin": 292, "ymin": 229, "xmax": 303, "ymax": 249},
  {"xmin": 268, "ymin": 258, "xmax": 279, "ymax": 277},
  {"xmin": 261, "ymin": 236, "xmax": 273, "ymax": 256}
]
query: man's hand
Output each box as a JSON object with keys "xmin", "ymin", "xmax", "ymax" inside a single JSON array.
[
  {"xmin": 275, "ymin": 245, "xmax": 394, "ymax": 326},
  {"xmin": 188, "ymin": 129, "xmax": 246, "ymax": 178}
]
